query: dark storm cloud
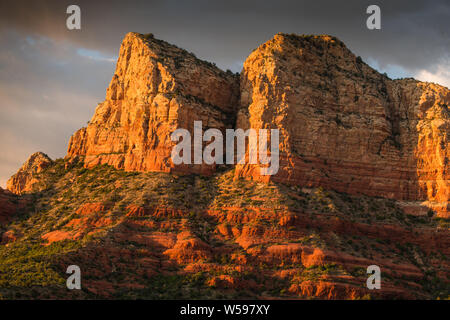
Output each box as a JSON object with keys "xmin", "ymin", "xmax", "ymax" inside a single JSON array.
[
  {"xmin": 0, "ymin": 0, "xmax": 448, "ymax": 186},
  {"xmin": 1, "ymin": 0, "xmax": 449, "ymax": 72}
]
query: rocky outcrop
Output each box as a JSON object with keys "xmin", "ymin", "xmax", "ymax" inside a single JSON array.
[
  {"xmin": 235, "ymin": 33, "xmax": 449, "ymax": 216},
  {"xmin": 1, "ymin": 154, "xmax": 448, "ymax": 299},
  {"xmin": 64, "ymin": 32, "xmax": 448, "ymax": 216},
  {"xmin": 67, "ymin": 32, "xmax": 239, "ymax": 175},
  {"xmin": 0, "ymin": 187, "xmax": 25, "ymax": 244},
  {"xmin": 6, "ymin": 152, "xmax": 52, "ymax": 195},
  {"xmin": 39, "ymin": 201, "xmax": 450, "ymax": 299},
  {"xmin": 2, "ymin": 32, "xmax": 449, "ymax": 300}
]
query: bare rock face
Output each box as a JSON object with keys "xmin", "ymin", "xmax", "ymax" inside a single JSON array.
[
  {"xmin": 67, "ymin": 32, "xmax": 239, "ymax": 175},
  {"xmin": 6, "ymin": 152, "xmax": 53, "ymax": 195},
  {"xmin": 235, "ymin": 33, "xmax": 449, "ymax": 216},
  {"xmin": 65, "ymin": 32, "xmax": 448, "ymax": 216}
]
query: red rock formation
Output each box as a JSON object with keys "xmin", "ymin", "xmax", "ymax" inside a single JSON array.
[
  {"xmin": 41, "ymin": 230, "xmax": 74, "ymax": 244},
  {"xmin": 164, "ymin": 231, "xmax": 212, "ymax": 264},
  {"xmin": 235, "ymin": 33, "xmax": 449, "ymax": 216},
  {"xmin": 41, "ymin": 202, "xmax": 449, "ymax": 299},
  {"xmin": 0, "ymin": 187, "xmax": 26, "ymax": 244},
  {"xmin": 3, "ymin": 32, "xmax": 449, "ymax": 300},
  {"xmin": 63, "ymin": 32, "xmax": 448, "ymax": 216},
  {"xmin": 66, "ymin": 32, "xmax": 239, "ymax": 175},
  {"xmin": 6, "ymin": 152, "xmax": 52, "ymax": 195},
  {"xmin": 42, "ymin": 202, "xmax": 116, "ymax": 244}
]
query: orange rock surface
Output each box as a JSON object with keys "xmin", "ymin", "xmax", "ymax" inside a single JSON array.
[
  {"xmin": 42, "ymin": 202, "xmax": 449, "ymax": 299},
  {"xmin": 66, "ymin": 32, "xmax": 239, "ymax": 176},
  {"xmin": 235, "ymin": 33, "xmax": 449, "ymax": 216},
  {"xmin": 2, "ymin": 32, "xmax": 448, "ymax": 300},
  {"xmin": 6, "ymin": 152, "xmax": 52, "ymax": 195},
  {"xmin": 62, "ymin": 32, "xmax": 449, "ymax": 216}
]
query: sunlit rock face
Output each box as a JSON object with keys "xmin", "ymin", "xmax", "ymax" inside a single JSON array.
[
  {"xmin": 2, "ymin": 32, "xmax": 449, "ymax": 299},
  {"xmin": 235, "ymin": 33, "xmax": 449, "ymax": 217},
  {"xmin": 67, "ymin": 32, "xmax": 239, "ymax": 176},
  {"xmin": 65, "ymin": 32, "xmax": 448, "ymax": 217},
  {"xmin": 6, "ymin": 152, "xmax": 53, "ymax": 195}
]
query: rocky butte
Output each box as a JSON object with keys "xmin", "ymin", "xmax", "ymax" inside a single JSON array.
[
  {"xmin": 236, "ymin": 34, "xmax": 449, "ymax": 217},
  {"xmin": 62, "ymin": 32, "xmax": 449, "ymax": 218},
  {"xmin": 66, "ymin": 32, "xmax": 239, "ymax": 176},
  {"xmin": 7, "ymin": 152, "xmax": 53, "ymax": 195},
  {"xmin": 2, "ymin": 32, "xmax": 449, "ymax": 300}
]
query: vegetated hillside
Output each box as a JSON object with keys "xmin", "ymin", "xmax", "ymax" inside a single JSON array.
[{"xmin": 0, "ymin": 158, "xmax": 448, "ymax": 299}]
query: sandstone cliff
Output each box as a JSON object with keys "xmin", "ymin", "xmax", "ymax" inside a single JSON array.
[
  {"xmin": 235, "ymin": 33, "xmax": 449, "ymax": 217},
  {"xmin": 66, "ymin": 32, "xmax": 239, "ymax": 175},
  {"xmin": 6, "ymin": 152, "xmax": 53, "ymax": 195},
  {"xmin": 63, "ymin": 32, "xmax": 448, "ymax": 217}
]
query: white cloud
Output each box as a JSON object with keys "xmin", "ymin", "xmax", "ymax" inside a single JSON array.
[
  {"xmin": 414, "ymin": 63, "xmax": 450, "ymax": 88},
  {"xmin": 365, "ymin": 57, "xmax": 450, "ymax": 89}
]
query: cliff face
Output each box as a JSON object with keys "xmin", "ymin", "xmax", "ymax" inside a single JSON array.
[
  {"xmin": 235, "ymin": 34, "xmax": 449, "ymax": 217},
  {"xmin": 414, "ymin": 94, "xmax": 449, "ymax": 217},
  {"xmin": 67, "ymin": 32, "xmax": 239, "ymax": 175},
  {"xmin": 11, "ymin": 32, "xmax": 450, "ymax": 217},
  {"xmin": 6, "ymin": 152, "xmax": 53, "ymax": 195}
]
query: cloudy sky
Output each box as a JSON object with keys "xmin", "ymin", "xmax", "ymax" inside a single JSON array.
[{"xmin": 0, "ymin": 0, "xmax": 449, "ymax": 187}]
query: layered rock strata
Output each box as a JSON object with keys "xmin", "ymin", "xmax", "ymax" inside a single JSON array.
[
  {"xmin": 20, "ymin": 32, "xmax": 447, "ymax": 216},
  {"xmin": 6, "ymin": 152, "xmax": 52, "ymax": 195},
  {"xmin": 66, "ymin": 32, "xmax": 239, "ymax": 176},
  {"xmin": 235, "ymin": 34, "xmax": 449, "ymax": 216}
]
